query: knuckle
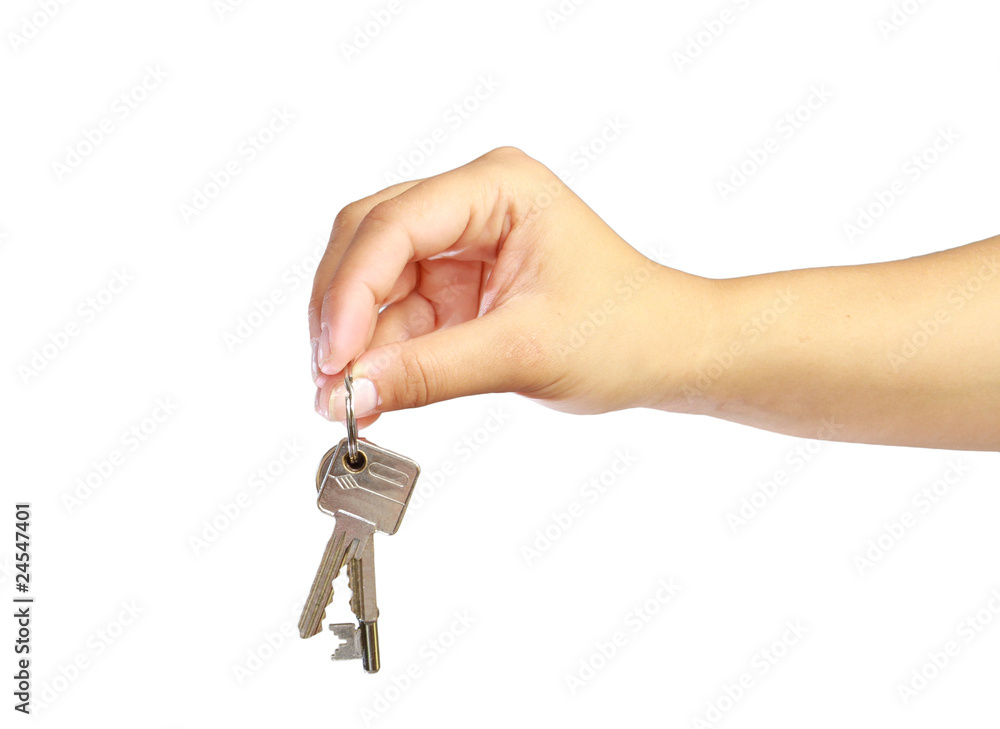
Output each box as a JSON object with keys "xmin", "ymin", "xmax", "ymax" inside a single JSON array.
[
  {"xmin": 320, "ymin": 283, "xmax": 344, "ymax": 315},
  {"xmin": 486, "ymin": 146, "xmax": 548, "ymax": 178},
  {"xmin": 332, "ymin": 200, "xmax": 367, "ymax": 236},
  {"xmin": 486, "ymin": 145, "xmax": 530, "ymax": 164},
  {"xmin": 480, "ymin": 147, "xmax": 556, "ymax": 219},
  {"xmin": 394, "ymin": 347, "xmax": 436, "ymax": 409},
  {"xmin": 355, "ymin": 199, "xmax": 406, "ymax": 243},
  {"xmin": 362, "ymin": 198, "xmax": 399, "ymax": 227},
  {"xmin": 354, "ymin": 200, "xmax": 406, "ymax": 256},
  {"xmin": 321, "ymin": 284, "xmax": 336, "ymax": 308}
]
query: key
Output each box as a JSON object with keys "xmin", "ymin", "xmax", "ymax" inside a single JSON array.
[
  {"xmin": 298, "ymin": 436, "xmax": 420, "ymax": 664},
  {"xmin": 329, "ymin": 538, "xmax": 380, "ymax": 672},
  {"xmin": 315, "ymin": 449, "xmax": 381, "ymax": 671},
  {"xmin": 348, "ymin": 537, "xmax": 380, "ymax": 670}
]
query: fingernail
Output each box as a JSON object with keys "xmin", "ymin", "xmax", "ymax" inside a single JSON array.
[
  {"xmin": 318, "ymin": 323, "xmax": 332, "ymax": 373},
  {"xmin": 312, "ymin": 337, "xmax": 329, "ymax": 387},
  {"xmin": 319, "ymin": 322, "xmax": 350, "ymax": 376},
  {"xmin": 310, "ymin": 338, "xmax": 320, "ymax": 382},
  {"xmin": 314, "ymin": 389, "xmax": 330, "ymax": 420},
  {"xmin": 329, "ymin": 377, "xmax": 378, "ymax": 421}
]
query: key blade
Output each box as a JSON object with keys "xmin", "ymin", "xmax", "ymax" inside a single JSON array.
[
  {"xmin": 298, "ymin": 530, "xmax": 350, "ymax": 639},
  {"xmin": 298, "ymin": 512, "xmax": 376, "ymax": 639},
  {"xmin": 348, "ymin": 538, "xmax": 379, "ymax": 624},
  {"xmin": 348, "ymin": 539, "xmax": 381, "ymax": 672}
]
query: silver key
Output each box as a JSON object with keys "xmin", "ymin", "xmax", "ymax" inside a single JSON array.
[
  {"xmin": 329, "ymin": 538, "xmax": 380, "ymax": 671},
  {"xmin": 298, "ymin": 436, "xmax": 420, "ymax": 671}
]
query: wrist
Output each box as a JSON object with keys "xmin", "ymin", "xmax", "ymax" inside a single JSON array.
[{"xmin": 641, "ymin": 268, "xmax": 732, "ymax": 416}]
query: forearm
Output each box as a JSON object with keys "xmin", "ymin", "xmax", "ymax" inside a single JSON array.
[{"xmin": 676, "ymin": 236, "xmax": 1000, "ymax": 450}]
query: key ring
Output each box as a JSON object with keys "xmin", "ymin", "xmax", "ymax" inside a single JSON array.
[{"xmin": 344, "ymin": 361, "xmax": 360, "ymax": 466}]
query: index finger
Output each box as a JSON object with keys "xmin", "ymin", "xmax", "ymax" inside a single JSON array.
[
  {"xmin": 317, "ymin": 149, "xmax": 525, "ymax": 376},
  {"xmin": 308, "ymin": 179, "xmax": 422, "ymax": 354}
]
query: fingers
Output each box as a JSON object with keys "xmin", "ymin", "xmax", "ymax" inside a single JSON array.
[
  {"xmin": 316, "ymin": 291, "xmax": 437, "ymax": 423},
  {"xmin": 317, "ymin": 149, "xmax": 526, "ymax": 376},
  {"xmin": 327, "ymin": 307, "xmax": 548, "ymax": 418},
  {"xmin": 308, "ymin": 179, "xmax": 423, "ymax": 383},
  {"xmin": 316, "ymin": 257, "xmax": 491, "ymax": 424}
]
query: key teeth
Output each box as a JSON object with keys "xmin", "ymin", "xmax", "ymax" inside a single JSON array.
[
  {"xmin": 330, "ymin": 623, "xmax": 356, "ymax": 641},
  {"xmin": 330, "ymin": 623, "xmax": 361, "ymax": 661},
  {"xmin": 348, "ymin": 563, "xmax": 359, "ymax": 618},
  {"xmin": 298, "ymin": 592, "xmax": 335, "ymax": 638}
]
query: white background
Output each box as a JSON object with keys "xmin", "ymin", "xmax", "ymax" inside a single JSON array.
[{"xmin": 2, "ymin": 0, "xmax": 999, "ymax": 726}]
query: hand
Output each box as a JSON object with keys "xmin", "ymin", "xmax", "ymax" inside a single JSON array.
[{"xmin": 308, "ymin": 147, "xmax": 716, "ymax": 426}]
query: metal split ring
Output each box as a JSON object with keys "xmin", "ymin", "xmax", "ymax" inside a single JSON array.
[{"xmin": 344, "ymin": 362, "xmax": 360, "ymax": 465}]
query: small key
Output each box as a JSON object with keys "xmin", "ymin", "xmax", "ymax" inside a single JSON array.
[
  {"xmin": 298, "ymin": 436, "xmax": 420, "ymax": 669},
  {"xmin": 329, "ymin": 538, "xmax": 380, "ymax": 671}
]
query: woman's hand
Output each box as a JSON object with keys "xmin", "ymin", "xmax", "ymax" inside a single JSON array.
[{"xmin": 308, "ymin": 147, "xmax": 717, "ymax": 426}]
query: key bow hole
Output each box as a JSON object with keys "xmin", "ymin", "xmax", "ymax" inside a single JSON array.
[{"xmin": 343, "ymin": 450, "xmax": 367, "ymax": 473}]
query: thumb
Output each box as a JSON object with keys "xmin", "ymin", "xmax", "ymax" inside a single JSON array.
[{"xmin": 331, "ymin": 313, "xmax": 541, "ymax": 418}]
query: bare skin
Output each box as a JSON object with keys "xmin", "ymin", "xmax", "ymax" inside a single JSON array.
[{"xmin": 307, "ymin": 148, "xmax": 1000, "ymax": 452}]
